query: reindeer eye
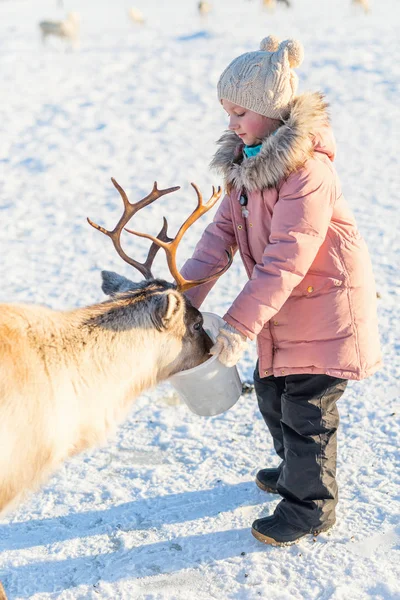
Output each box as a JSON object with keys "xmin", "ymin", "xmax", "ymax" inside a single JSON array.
[{"xmin": 193, "ymin": 322, "xmax": 202, "ymax": 331}]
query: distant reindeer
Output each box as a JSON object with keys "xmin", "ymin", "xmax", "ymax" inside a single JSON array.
[
  {"xmin": 0, "ymin": 179, "xmax": 231, "ymax": 528},
  {"xmin": 262, "ymin": 0, "xmax": 291, "ymax": 9},
  {"xmin": 352, "ymin": 0, "xmax": 369, "ymax": 13},
  {"xmin": 39, "ymin": 11, "xmax": 80, "ymax": 48},
  {"xmin": 262, "ymin": 0, "xmax": 275, "ymax": 9},
  {"xmin": 128, "ymin": 7, "xmax": 145, "ymax": 24},
  {"xmin": 198, "ymin": 1, "xmax": 212, "ymax": 16}
]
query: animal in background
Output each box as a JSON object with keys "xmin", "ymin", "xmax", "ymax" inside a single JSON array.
[
  {"xmin": 262, "ymin": 0, "xmax": 291, "ymax": 9},
  {"xmin": 262, "ymin": 0, "xmax": 275, "ymax": 9},
  {"xmin": 198, "ymin": 1, "xmax": 212, "ymax": 16},
  {"xmin": 128, "ymin": 7, "xmax": 146, "ymax": 24},
  {"xmin": 39, "ymin": 12, "xmax": 80, "ymax": 47},
  {"xmin": 352, "ymin": 0, "xmax": 370, "ymax": 13}
]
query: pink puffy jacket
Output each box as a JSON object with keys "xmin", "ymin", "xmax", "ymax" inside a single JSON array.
[{"xmin": 181, "ymin": 93, "xmax": 382, "ymax": 380}]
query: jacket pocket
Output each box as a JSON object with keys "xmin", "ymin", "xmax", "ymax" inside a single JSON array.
[
  {"xmin": 291, "ymin": 273, "xmax": 345, "ymax": 298},
  {"xmin": 276, "ymin": 273, "xmax": 352, "ymax": 344}
]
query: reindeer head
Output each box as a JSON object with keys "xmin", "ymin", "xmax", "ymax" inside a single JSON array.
[{"xmin": 88, "ymin": 180, "xmax": 232, "ymax": 375}]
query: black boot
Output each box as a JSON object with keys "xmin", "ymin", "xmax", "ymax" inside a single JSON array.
[
  {"xmin": 251, "ymin": 514, "xmax": 334, "ymax": 546},
  {"xmin": 255, "ymin": 464, "xmax": 283, "ymax": 494}
]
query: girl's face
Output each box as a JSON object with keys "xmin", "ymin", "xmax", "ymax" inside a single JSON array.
[{"xmin": 222, "ymin": 99, "xmax": 281, "ymax": 146}]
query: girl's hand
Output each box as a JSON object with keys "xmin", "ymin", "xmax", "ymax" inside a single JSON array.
[{"xmin": 210, "ymin": 323, "xmax": 247, "ymax": 367}]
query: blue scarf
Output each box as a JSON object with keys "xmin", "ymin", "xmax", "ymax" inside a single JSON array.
[
  {"xmin": 243, "ymin": 129, "xmax": 280, "ymax": 159},
  {"xmin": 243, "ymin": 143, "xmax": 263, "ymax": 158}
]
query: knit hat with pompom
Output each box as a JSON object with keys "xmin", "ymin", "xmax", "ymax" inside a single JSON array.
[{"xmin": 217, "ymin": 35, "xmax": 304, "ymax": 119}]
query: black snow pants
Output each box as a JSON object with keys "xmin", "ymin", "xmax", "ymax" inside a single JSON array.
[{"xmin": 254, "ymin": 363, "xmax": 348, "ymax": 530}]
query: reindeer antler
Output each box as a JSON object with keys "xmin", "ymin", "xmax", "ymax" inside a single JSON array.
[
  {"xmin": 87, "ymin": 178, "xmax": 179, "ymax": 279},
  {"xmin": 125, "ymin": 183, "xmax": 233, "ymax": 292}
]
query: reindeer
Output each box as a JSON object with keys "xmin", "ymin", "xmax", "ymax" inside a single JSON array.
[
  {"xmin": 198, "ymin": 1, "xmax": 212, "ymax": 16},
  {"xmin": 38, "ymin": 12, "xmax": 80, "ymax": 48},
  {"xmin": 262, "ymin": 0, "xmax": 291, "ymax": 10},
  {"xmin": 0, "ymin": 179, "xmax": 232, "ymax": 518},
  {"xmin": 262, "ymin": 0, "xmax": 275, "ymax": 9},
  {"xmin": 352, "ymin": 0, "xmax": 370, "ymax": 13},
  {"xmin": 128, "ymin": 7, "xmax": 146, "ymax": 24},
  {"xmin": 0, "ymin": 179, "xmax": 232, "ymax": 597}
]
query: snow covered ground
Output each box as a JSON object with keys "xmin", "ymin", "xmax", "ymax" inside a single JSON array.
[{"xmin": 0, "ymin": 0, "xmax": 399, "ymax": 598}]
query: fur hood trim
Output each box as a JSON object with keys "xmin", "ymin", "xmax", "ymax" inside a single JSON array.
[{"xmin": 210, "ymin": 91, "xmax": 330, "ymax": 192}]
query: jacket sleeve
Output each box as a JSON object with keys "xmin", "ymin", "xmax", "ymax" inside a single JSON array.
[
  {"xmin": 180, "ymin": 193, "xmax": 237, "ymax": 309},
  {"xmin": 224, "ymin": 161, "xmax": 336, "ymax": 340}
]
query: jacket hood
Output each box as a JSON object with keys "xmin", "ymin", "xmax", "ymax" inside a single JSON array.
[{"xmin": 210, "ymin": 91, "xmax": 335, "ymax": 192}]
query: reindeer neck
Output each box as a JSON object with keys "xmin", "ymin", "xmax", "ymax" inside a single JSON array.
[{"xmin": 59, "ymin": 300, "xmax": 167, "ymax": 397}]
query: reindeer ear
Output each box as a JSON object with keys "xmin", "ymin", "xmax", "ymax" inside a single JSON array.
[
  {"xmin": 163, "ymin": 291, "xmax": 183, "ymax": 326},
  {"xmin": 150, "ymin": 290, "xmax": 184, "ymax": 331},
  {"xmin": 101, "ymin": 270, "xmax": 141, "ymax": 296}
]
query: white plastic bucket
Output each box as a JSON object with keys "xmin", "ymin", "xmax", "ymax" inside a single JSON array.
[{"xmin": 168, "ymin": 312, "xmax": 242, "ymax": 417}]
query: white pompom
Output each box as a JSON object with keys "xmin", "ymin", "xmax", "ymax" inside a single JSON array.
[
  {"xmin": 259, "ymin": 35, "xmax": 280, "ymax": 52},
  {"xmin": 279, "ymin": 39, "xmax": 304, "ymax": 68}
]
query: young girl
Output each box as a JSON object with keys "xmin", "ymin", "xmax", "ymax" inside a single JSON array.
[{"xmin": 181, "ymin": 35, "xmax": 382, "ymax": 546}]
